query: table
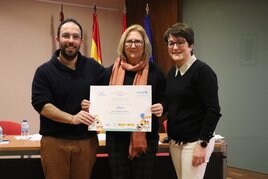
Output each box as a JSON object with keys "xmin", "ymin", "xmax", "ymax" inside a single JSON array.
[
  {"xmin": 0, "ymin": 134, "xmax": 227, "ymax": 179},
  {"xmin": 0, "ymin": 136, "xmax": 40, "ymax": 156},
  {"xmin": 0, "ymin": 133, "xmax": 226, "ymax": 155}
]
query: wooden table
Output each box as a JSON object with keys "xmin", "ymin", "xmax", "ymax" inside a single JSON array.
[
  {"xmin": 0, "ymin": 133, "xmax": 226, "ymax": 156},
  {"xmin": 0, "ymin": 135, "xmax": 40, "ymax": 156},
  {"xmin": 0, "ymin": 133, "xmax": 227, "ymax": 179}
]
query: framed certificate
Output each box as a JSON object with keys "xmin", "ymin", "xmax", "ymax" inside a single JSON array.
[{"xmin": 89, "ymin": 85, "xmax": 152, "ymax": 132}]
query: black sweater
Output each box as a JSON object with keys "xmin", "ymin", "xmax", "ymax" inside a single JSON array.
[
  {"xmin": 31, "ymin": 50, "xmax": 106, "ymax": 139},
  {"xmin": 165, "ymin": 60, "xmax": 221, "ymax": 142}
]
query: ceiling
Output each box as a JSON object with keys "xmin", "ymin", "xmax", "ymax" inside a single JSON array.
[{"xmin": 36, "ymin": 0, "xmax": 124, "ymax": 11}]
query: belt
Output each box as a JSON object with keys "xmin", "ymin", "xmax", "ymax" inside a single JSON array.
[
  {"xmin": 175, "ymin": 140, "xmax": 188, "ymax": 145},
  {"xmin": 173, "ymin": 138, "xmax": 197, "ymax": 145}
]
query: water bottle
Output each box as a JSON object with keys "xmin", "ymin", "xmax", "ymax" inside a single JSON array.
[
  {"xmin": 0, "ymin": 126, "xmax": 3, "ymax": 142},
  {"xmin": 21, "ymin": 119, "xmax": 30, "ymax": 137}
]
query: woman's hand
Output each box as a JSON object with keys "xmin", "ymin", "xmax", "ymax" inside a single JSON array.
[
  {"xmin": 192, "ymin": 143, "xmax": 207, "ymax": 167},
  {"xmin": 81, "ymin": 99, "xmax": 90, "ymax": 112},
  {"xmin": 151, "ymin": 103, "xmax": 163, "ymax": 117}
]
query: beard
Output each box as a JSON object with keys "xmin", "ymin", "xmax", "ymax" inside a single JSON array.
[{"xmin": 60, "ymin": 44, "xmax": 80, "ymax": 61}]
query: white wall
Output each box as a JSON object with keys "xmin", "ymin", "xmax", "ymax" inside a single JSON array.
[
  {"xmin": 183, "ymin": 0, "xmax": 268, "ymax": 174},
  {"xmin": 0, "ymin": 0, "xmax": 123, "ymax": 133}
]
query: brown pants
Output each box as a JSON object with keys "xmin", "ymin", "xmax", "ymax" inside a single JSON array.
[{"xmin": 40, "ymin": 136, "xmax": 98, "ymax": 179}]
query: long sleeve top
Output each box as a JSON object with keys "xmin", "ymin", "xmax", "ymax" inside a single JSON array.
[
  {"xmin": 165, "ymin": 59, "xmax": 221, "ymax": 142},
  {"xmin": 31, "ymin": 49, "xmax": 106, "ymax": 139}
]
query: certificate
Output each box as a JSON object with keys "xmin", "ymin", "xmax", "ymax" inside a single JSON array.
[{"xmin": 88, "ymin": 85, "xmax": 152, "ymax": 132}]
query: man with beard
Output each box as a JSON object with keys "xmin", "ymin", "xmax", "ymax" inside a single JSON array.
[{"xmin": 31, "ymin": 18, "xmax": 106, "ymax": 179}]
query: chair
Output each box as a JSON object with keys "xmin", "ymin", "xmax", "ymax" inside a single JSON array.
[
  {"xmin": 163, "ymin": 119, "xmax": 167, "ymax": 132},
  {"xmin": 0, "ymin": 120, "xmax": 21, "ymax": 135},
  {"xmin": 0, "ymin": 120, "xmax": 29, "ymax": 158},
  {"xmin": 160, "ymin": 119, "xmax": 171, "ymax": 143}
]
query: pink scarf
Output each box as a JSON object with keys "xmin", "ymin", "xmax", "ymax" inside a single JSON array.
[{"xmin": 109, "ymin": 57, "xmax": 149, "ymax": 159}]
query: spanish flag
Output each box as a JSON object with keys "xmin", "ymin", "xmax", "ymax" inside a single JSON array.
[{"xmin": 90, "ymin": 8, "xmax": 102, "ymax": 64}]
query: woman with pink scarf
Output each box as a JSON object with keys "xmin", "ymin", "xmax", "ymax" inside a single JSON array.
[{"xmin": 106, "ymin": 24, "xmax": 166, "ymax": 179}]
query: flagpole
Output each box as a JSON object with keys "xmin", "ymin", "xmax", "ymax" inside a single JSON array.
[
  {"xmin": 59, "ymin": 2, "xmax": 64, "ymax": 22},
  {"xmin": 146, "ymin": 3, "xmax": 149, "ymax": 15},
  {"xmin": 94, "ymin": 4, "xmax": 96, "ymax": 13},
  {"xmin": 144, "ymin": 3, "xmax": 154, "ymax": 62},
  {"xmin": 35, "ymin": 0, "xmax": 118, "ymax": 11},
  {"xmin": 122, "ymin": 5, "xmax": 127, "ymax": 33}
]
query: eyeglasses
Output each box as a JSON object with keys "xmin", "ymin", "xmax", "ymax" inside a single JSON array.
[
  {"xmin": 61, "ymin": 33, "xmax": 81, "ymax": 40},
  {"xmin": 167, "ymin": 39, "xmax": 186, "ymax": 48},
  {"xmin": 125, "ymin": 40, "xmax": 144, "ymax": 48}
]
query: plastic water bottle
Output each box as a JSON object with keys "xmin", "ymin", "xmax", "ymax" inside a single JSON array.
[
  {"xmin": 0, "ymin": 126, "xmax": 3, "ymax": 142},
  {"xmin": 21, "ymin": 120, "xmax": 30, "ymax": 138}
]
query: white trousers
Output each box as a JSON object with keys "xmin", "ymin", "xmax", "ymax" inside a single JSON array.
[{"xmin": 169, "ymin": 137, "xmax": 215, "ymax": 179}]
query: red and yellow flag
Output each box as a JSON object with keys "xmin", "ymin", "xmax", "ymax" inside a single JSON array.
[{"xmin": 90, "ymin": 11, "xmax": 102, "ymax": 64}]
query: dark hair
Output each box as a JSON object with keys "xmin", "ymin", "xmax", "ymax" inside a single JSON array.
[
  {"xmin": 163, "ymin": 23, "xmax": 194, "ymax": 46},
  {"xmin": 57, "ymin": 18, "xmax": 83, "ymax": 39}
]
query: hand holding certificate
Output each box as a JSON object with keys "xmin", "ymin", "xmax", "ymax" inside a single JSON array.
[{"xmin": 89, "ymin": 85, "xmax": 152, "ymax": 132}]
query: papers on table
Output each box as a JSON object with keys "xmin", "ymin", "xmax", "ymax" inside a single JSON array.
[
  {"xmin": 14, "ymin": 134, "xmax": 42, "ymax": 141},
  {"xmin": 215, "ymin": 134, "xmax": 224, "ymax": 141},
  {"xmin": 0, "ymin": 140, "xmax": 10, "ymax": 144}
]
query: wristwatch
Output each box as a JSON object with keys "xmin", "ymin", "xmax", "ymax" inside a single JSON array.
[{"xmin": 197, "ymin": 140, "xmax": 208, "ymax": 148}]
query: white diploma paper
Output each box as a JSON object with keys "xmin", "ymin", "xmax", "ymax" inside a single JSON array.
[{"xmin": 89, "ymin": 85, "xmax": 152, "ymax": 132}]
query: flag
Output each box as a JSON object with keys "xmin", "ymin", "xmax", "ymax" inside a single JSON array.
[
  {"xmin": 90, "ymin": 10, "xmax": 102, "ymax": 64},
  {"xmin": 144, "ymin": 14, "xmax": 154, "ymax": 62},
  {"xmin": 122, "ymin": 6, "xmax": 127, "ymax": 33},
  {"xmin": 59, "ymin": 3, "xmax": 64, "ymax": 22}
]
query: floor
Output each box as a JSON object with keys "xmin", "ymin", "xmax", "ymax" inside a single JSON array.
[{"xmin": 227, "ymin": 167, "xmax": 268, "ymax": 179}]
